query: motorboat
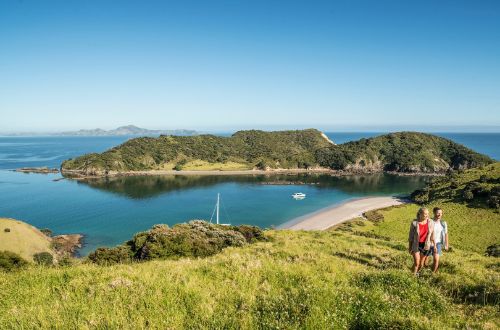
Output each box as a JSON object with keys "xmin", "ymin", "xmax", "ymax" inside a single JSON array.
[{"xmin": 292, "ymin": 192, "xmax": 306, "ymax": 199}]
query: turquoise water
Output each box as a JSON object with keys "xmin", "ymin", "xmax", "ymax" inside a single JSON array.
[{"xmin": 0, "ymin": 132, "xmax": 498, "ymax": 255}]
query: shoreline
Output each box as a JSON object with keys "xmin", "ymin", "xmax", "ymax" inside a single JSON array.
[
  {"xmin": 279, "ymin": 196, "xmax": 408, "ymax": 230},
  {"xmin": 60, "ymin": 168, "xmax": 444, "ymax": 180}
]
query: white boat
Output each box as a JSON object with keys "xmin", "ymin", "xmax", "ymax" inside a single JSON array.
[
  {"xmin": 210, "ymin": 193, "xmax": 231, "ymax": 225},
  {"xmin": 292, "ymin": 192, "xmax": 306, "ymax": 199}
]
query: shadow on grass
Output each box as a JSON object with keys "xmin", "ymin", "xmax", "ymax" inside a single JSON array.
[{"xmin": 332, "ymin": 250, "xmax": 405, "ymax": 270}]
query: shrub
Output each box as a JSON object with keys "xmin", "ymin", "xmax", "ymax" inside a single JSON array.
[
  {"xmin": 33, "ymin": 252, "xmax": 54, "ymax": 266},
  {"xmin": 57, "ymin": 256, "xmax": 75, "ymax": 266},
  {"xmin": 487, "ymin": 196, "xmax": 499, "ymax": 209},
  {"xmin": 411, "ymin": 189, "xmax": 430, "ymax": 204},
  {"xmin": 40, "ymin": 228, "xmax": 53, "ymax": 237},
  {"xmin": 449, "ymin": 180, "xmax": 459, "ymax": 189},
  {"xmin": 485, "ymin": 244, "xmax": 499, "ymax": 257},
  {"xmin": 4, "ymin": 228, "xmax": 10, "ymax": 233},
  {"xmin": 228, "ymin": 224, "xmax": 267, "ymax": 243},
  {"xmin": 462, "ymin": 189, "xmax": 474, "ymax": 201},
  {"xmin": 132, "ymin": 221, "xmax": 247, "ymax": 260},
  {"xmin": 363, "ymin": 210, "xmax": 385, "ymax": 223},
  {"xmin": 87, "ymin": 245, "xmax": 133, "ymax": 265},
  {"xmin": 0, "ymin": 251, "xmax": 28, "ymax": 271},
  {"xmin": 87, "ymin": 221, "xmax": 267, "ymax": 265}
]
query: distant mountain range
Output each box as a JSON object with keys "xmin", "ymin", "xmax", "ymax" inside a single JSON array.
[{"xmin": 2, "ymin": 125, "xmax": 199, "ymax": 137}]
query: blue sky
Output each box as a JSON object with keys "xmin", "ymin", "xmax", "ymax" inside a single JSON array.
[{"xmin": 1, "ymin": 0, "xmax": 499, "ymax": 132}]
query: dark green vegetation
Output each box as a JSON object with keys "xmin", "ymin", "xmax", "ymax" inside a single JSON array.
[
  {"xmin": 88, "ymin": 221, "xmax": 267, "ymax": 265},
  {"xmin": 33, "ymin": 252, "xmax": 54, "ymax": 266},
  {"xmin": 316, "ymin": 132, "xmax": 493, "ymax": 172},
  {"xmin": 61, "ymin": 129, "xmax": 333, "ymax": 175},
  {"xmin": 411, "ymin": 162, "xmax": 500, "ymax": 209},
  {"xmin": 61, "ymin": 130, "xmax": 493, "ymax": 176},
  {"xmin": 0, "ymin": 251, "xmax": 28, "ymax": 272}
]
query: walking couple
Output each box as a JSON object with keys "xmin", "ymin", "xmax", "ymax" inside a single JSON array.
[{"xmin": 408, "ymin": 207, "xmax": 449, "ymax": 275}]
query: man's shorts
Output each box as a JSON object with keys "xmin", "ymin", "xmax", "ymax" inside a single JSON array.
[
  {"xmin": 430, "ymin": 243, "xmax": 443, "ymax": 256},
  {"xmin": 418, "ymin": 242, "xmax": 431, "ymax": 256}
]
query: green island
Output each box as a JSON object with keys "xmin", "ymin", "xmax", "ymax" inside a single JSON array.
[
  {"xmin": 1, "ymin": 163, "xmax": 499, "ymax": 328},
  {"xmin": 60, "ymin": 129, "xmax": 493, "ymax": 177}
]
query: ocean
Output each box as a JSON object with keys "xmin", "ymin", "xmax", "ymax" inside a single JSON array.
[{"xmin": 0, "ymin": 132, "xmax": 498, "ymax": 255}]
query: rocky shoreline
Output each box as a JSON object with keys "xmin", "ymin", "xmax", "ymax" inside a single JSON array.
[
  {"xmin": 14, "ymin": 167, "xmax": 60, "ymax": 174},
  {"xmin": 61, "ymin": 167, "xmax": 446, "ymax": 180},
  {"xmin": 52, "ymin": 234, "xmax": 84, "ymax": 257}
]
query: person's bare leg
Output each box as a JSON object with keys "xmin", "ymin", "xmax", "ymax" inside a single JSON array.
[
  {"xmin": 418, "ymin": 254, "xmax": 427, "ymax": 272},
  {"xmin": 412, "ymin": 252, "xmax": 420, "ymax": 274},
  {"xmin": 424, "ymin": 255, "xmax": 431, "ymax": 267},
  {"xmin": 432, "ymin": 253, "xmax": 440, "ymax": 273}
]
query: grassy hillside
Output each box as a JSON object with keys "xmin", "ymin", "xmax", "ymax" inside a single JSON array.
[
  {"xmin": 0, "ymin": 228, "xmax": 498, "ymax": 328},
  {"xmin": 316, "ymin": 132, "xmax": 493, "ymax": 173},
  {"xmin": 60, "ymin": 130, "xmax": 492, "ymax": 177},
  {"xmin": 411, "ymin": 162, "xmax": 500, "ymax": 208},
  {"xmin": 346, "ymin": 163, "xmax": 500, "ymax": 255},
  {"xmin": 0, "ymin": 218, "xmax": 55, "ymax": 262}
]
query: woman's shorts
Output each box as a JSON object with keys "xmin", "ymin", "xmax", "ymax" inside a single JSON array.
[
  {"xmin": 430, "ymin": 243, "xmax": 443, "ymax": 256},
  {"xmin": 418, "ymin": 242, "xmax": 431, "ymax": 256}
]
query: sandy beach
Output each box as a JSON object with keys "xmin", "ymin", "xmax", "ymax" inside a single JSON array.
[{"xmin": 280, "ymin": 196, "xmax": 406, "ymax": 230}]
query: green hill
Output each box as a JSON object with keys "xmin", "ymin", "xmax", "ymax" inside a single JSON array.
[
  {"xmin": 60, "ymin": 130, "xmax": 493, "ymax": 177},
  {"xmin": 315, "ymin": 131, "xmax": 493, "ymax": 173},
  {"xmin": 411, "ymin": 162, "xmax": 500, "ymax": 208}
]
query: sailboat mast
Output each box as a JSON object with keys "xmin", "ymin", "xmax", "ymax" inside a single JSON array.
[{"xmin": 216, "ymin": 193, "xmax": 220, "ymax": 225}]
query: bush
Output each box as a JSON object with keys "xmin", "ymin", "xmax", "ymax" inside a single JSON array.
[
  {"xmin": 132, "ymin": 221, "xmax": 247, "ymax": 260},
  {"xmin": 87, "ymin": 245, "xmax": 133, "ymax": 265},
  {"xmin": 57, "ymin": 256, "xmax": 75, "ymax": 266},
  {"xmin": 33, "ymin": 252, "xmax": 54, "ymax": 266},
  {"xmin": 40, "ymin": 228, "xmax": 53, "ymax": 237},
  {"xmin": 87, "ymin": 221, "xmax": 267, "ymax": 265},
  {"xmin": 487, "ymin": 196, "xmax": 500, "ymax": 209},
  {"xmin": 229, "ymin": 224, "xmax": 267, "ymax": 243},
  {"xmin": 4, "ymin": 228, "xmax": 10, "ymax": 233},
  {"xmin": 462, "ymin": 189, "xmax": 474, "ymax": 201},
  {"xmin": 0, "ymin": 251, "xmax": 28, "ymax": 271},
  {"xmin": 411, "ymin": 189, "xmax": 430, "ymax": 204},
  {"xmin": 485, "ymin": 244, "xmax": 499, "ymax": 257},
  {"xmin": 449, "ymin": 180, "xmax": 459, "ymax": 189},
  {"xmin": 363, "ymin": 210, "xmax": 385, "ymax": 223}
]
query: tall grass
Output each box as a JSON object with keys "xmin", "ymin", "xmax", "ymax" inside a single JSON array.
[{"xmin": 1, "ymin": 229, "xmax": 498, "ymax": 329}]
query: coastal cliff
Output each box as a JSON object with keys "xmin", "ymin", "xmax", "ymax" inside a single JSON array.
[{"xmin": 60, "ymin": 129, "xmax": 493, "ymax": 177}]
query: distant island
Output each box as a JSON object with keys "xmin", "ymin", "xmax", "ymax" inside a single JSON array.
[
  {"xmin": 1, "ymin": 125, "xmax": 199, "ymax": 137},
  {"xmin": 60, "ymin": 129, "xmax": 493, "ymax": 177}
]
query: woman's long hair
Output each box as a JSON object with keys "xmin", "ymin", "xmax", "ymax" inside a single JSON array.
[{"xmin": 416, "ymin": 207, "xmax": 428, "ymax": 221}]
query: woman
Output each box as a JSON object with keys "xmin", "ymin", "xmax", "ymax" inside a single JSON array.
[{"xmin": 408, "ymin": 207, "xmax": 435, "ymax": 275}]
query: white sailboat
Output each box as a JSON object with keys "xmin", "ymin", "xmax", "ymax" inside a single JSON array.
[{"xmin": 210, "ymin": 193, "xmax": 231, "ymax": 226}]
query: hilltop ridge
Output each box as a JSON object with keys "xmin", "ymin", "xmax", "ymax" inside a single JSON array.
[{"xmin": 61, "ymin": 129, "xmax": 493, "ymax": 177}]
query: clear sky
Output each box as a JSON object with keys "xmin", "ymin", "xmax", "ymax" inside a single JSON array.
[{"xmin": 1, "ymin": 0, "xmax": 499, "ymax": 132}]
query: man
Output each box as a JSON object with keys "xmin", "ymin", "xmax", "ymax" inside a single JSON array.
[{"xmin": 429, "ymin": 207, "xmax": 449, "ymax": 273}]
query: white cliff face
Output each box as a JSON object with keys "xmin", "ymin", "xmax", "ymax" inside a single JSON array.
[{"xmin": 320, "ymin": 132, "xmax": 335, "ymax": 145}]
